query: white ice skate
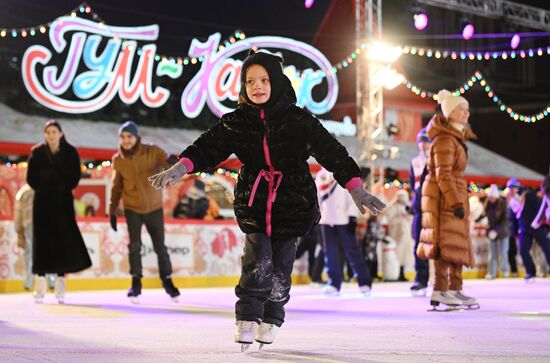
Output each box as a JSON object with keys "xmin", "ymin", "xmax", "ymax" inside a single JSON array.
[
  {"xmin": 33, "ymin": 276, "xmax": 46, "ymax": 304},
  {"xmin": 234, "ymin": 320, "xmax": 259, "ymax": 352},
  {"xmin": 323, "ymin": 285, "xmax": 340, "ymax": 297},
  {"xmin": 255, "ymin": 322, "xmax": 279, "ymax": 350},
  {"xmin": 359, "ymin": 285, "xmax": 372, "ymax": 297},
  {"xmin": 428, "ymin": 290, "xmax": 462, "ymax": 312},
  {"xmin": 410, "ymin": 283, "xmax": 428, "ymax": 297},
  {"xmin": 450, "ymin": 290, "xmax": 480, "ymax": 310},
  {"xmin": 54, "ymin": 277, "xmax": 66, "ymax": 304}
]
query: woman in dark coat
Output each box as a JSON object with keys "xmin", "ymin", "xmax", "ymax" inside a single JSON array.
[
  {"xmin": 27, "ymin": 120, "xmax": 91, "ymax": 304},
  {"xmin": 149, "ymin": 49, "xmax": 386, "ymax": 350}
]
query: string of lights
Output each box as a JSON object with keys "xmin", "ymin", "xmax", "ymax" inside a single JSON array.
[
  {"xmin": 402, "ymin": 71, "xmax": 550, "ymax": 123},
  {"xmin": 0, "ymin": 2, "xmax": 103, "ymax": 39},
  {"xmin": 2, "ymin": 160, "xmax": 239, "ymax": 180},
  {"xmin": 0, "ymin": 2, "xmax": 246, "ymax": 65}
]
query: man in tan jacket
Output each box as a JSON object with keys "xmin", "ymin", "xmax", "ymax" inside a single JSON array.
[{"xmin": 110, "ymin": 121, "xmax": 180, "ymax": 303}]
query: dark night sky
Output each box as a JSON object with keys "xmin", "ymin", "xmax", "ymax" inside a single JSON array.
[{"xmin": 0, "ymin": 0, "xmax": 548, "ymax": 174}]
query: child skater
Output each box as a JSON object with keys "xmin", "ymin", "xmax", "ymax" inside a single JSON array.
[{"xmin": 149, "ymin": 49, "xmax": 386, "ymax": 350}]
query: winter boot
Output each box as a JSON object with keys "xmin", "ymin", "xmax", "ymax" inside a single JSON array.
[
  {"xmin": 54, "ymin": 276, "xmax": 66, "ymax": 304},
  {"xmin": 127, "ymin": 275, "xmax": 142, "ymax": 304},
  {"xmin": 33, "ymin": 276, "xmax": 46, "ymax": 303},
  {"xmin": 235, "ymin": 320, "xmax": 259, "ymax": 352},
  {"xmin": 255, "ymin": 322, "xmax": 279, "ymax": 350},
  {"xmin": 161, "ymin": 276, "xmax": 180, "ymax": 302}
]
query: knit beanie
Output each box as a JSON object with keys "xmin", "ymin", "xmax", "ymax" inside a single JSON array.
[
  {"xmin": 486, "ymin": 184, "xmax": 500, "ymax": 199},
  {"xmin": 437, "ymin": 89, "xmax": 469, "ymax": 118},
  {"xmin": 240, "ymin": 49, "xmax": 285, "ymax": 107},
  {"xmin": 118, "ymin": 121, "xmax": 139, "ymax": 137}
]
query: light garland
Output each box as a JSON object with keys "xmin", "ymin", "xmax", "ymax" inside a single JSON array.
[
  {"xmin": 0, "ymin": 2, "xmax": 103, "ymax": 39},
  {"xmin": 403, "ymin": 71, "xmax": 550, "ymax": 123},
  {"xmin": 0, "ymin": 2, "xmax": 245, "ymax": 66},
  {"xmin": 401, "ymin": 45, "xmax": 550, "ymax": 61}
]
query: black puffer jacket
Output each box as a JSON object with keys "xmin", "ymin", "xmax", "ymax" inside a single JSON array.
[{"xmin": 179, "ymin": 78, "xmax": 360, "ymax": 238}]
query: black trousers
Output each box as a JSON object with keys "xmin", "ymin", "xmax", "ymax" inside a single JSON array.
[
  {"xmin": 125, "ymin": 208, "xmax": 172, "ymax": 278},
  {"xmin": 235, "ymin": 233, "xmax": 297, "ymax": 327},
  {"xmin": 296, "ymin": 225, "xmax": 322, "ymax": 282}
]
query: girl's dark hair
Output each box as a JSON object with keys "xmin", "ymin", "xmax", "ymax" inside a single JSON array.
[{"xmin": 44, "ymin": 119, "xmax": 68, "ymax": 144}]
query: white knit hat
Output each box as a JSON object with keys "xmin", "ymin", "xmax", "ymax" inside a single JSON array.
[
  {"xmin": 437, "ymin": 89, "xmax": 468, "ymax": 118},
  {"xmin": 486, "ymin": 184, "xmax": 500, "ymax": 199}
]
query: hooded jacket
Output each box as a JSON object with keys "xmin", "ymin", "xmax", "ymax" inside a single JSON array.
[
  {"xmin": 417, "ymin": 114, "xmax": 477, "ymax": 267},
  {"xmin": 179, "ymin": 53, "xmax": 360, "ymax": 238},
  {"xmin": 110, "ymin": 139, "xmax": 169, "ymax": 215}
]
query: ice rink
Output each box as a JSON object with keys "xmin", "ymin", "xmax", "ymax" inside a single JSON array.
[{"xmin": 1, "ymin": 278, "xmax": 549, "ymax": 362}]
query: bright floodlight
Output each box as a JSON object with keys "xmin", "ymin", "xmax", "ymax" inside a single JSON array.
[
  {"xmin": 367, "ymin": 42, "xmax": 403, "ymax": 63},
  {"xmin": 510, "ymin": 33, "xmax": 520, "ymax": 49},
  {"xmin": 462, "ymin": 23, "xmax": 475, "ymax": 40},
  {"xmin": 414, "ymin": 13, "xmax": 428, "ymax": 30},
  {"xmin": 305, "ymin": 0, "xmax": 315, "ymax": 8}
]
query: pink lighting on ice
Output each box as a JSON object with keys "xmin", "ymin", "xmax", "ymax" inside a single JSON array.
[{"xmin": 414, "ymin": 13, "xmax": 428, "ymax": 30}]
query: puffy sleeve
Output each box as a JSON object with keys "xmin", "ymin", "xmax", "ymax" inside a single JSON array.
[
  {"xmin": 179, "ymin": 118, "xmax": 232, "ymax": 172},
  {"xmin": 305, "ymin": 112, "xmax": 360, "ymax": 187},
  {"xmin": 432, "ymin": 136, "xmax": 462, "ymax": 209}
]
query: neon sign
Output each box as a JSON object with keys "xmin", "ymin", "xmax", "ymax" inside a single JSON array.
[{"xmin": 22, "ymin": 17, "xmax": 338, "ymax": 118}]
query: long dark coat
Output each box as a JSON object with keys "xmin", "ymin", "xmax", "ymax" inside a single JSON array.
[
  {"xmin": 27, "ymin": 142, "xmax": 92, "ymax": 274},
  {"xmin": 180, "ymin": 78, "xmax": 360, "ymax": 238}
]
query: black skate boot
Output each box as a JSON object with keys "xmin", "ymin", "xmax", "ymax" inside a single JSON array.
[
  {"xmin": 127, "ymin": 275, "xmax": 142, "ymax": 304},
  {"xmin": 161, "ymin": 276, "xmax": 180, "ymax": 302}
]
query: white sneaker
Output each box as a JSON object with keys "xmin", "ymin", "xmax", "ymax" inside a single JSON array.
[
  {"xmin": 33, "ymin": 277, "xmax": 46, "ymax": 303},
  {"xmin": 323, "ymin": 285, "xmax": 340, "ymax": 296},
  {"xmin": 54, "ymin": 277, "xmax": 66, "ymax": 304},
  {"xmin": 359, "ymin": 285, "xmax": 371, "ymax": 296},
  {"xmin": 234, "ymin": 320, "xmax": 259, "ymax": 344},
  {"xmin": 484, "ymin": 274, "xmax": 495, "ymax": 280},
  {"xmin": 430, "ymin": 290, "xmax": 462, "ymax": 306},
  {"xmin": 255, "ymin": 322, "xmax": 279, "ymax": 345}
]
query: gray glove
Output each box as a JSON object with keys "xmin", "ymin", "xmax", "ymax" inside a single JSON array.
[
  {"xmin": 350, "ymin": 187, "xmax": 386, "ymax": 215},
  {"xmin": 148, "ymin": 163, "xmax": 188, "ymax": 189}
]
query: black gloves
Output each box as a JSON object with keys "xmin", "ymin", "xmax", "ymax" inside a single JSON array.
[
  {"xmin": 110, "ymin": 214, "xmax": 117, "ymax": 231},
  {"xmin": 453, "ymin": 207, "xmax": 465, "ymax": 219}
]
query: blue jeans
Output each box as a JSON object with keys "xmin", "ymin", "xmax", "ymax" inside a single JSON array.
[
  {"xmin": 487, "ymin": 237, "xmax": 510, "ymax": 277},
  {"xmin": 321, "ymin": 224, "xmax": 372, "ymax": 290}
]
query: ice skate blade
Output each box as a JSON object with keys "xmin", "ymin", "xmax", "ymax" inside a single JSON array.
[
  {"xmin": 34, "ymin": 298, "xmax": 44, "ymax": 304},
  {"xmin": 428, "ymin": 300, "xmax": 462, "ymax": 312},
  {"xmin": 171, "ymin": 296, "xmax": 180, "ymax": 303},
  {"xmin": 462, "ymin": 304, "xmax": 480, "ymax": 310},
  {"xmin": 240, "ymin": 343, "xmax": 252, "ymax": 352},
  {"xmin": 129, "ymin": 296, "xmax": 140, "ymax": 304},
  {"xmin": 57, "ymin": 298, "xmax": 65, "ymax": 304}
]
